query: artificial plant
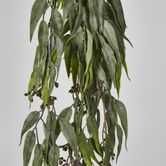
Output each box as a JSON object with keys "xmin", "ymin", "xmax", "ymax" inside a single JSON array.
[{"xmin": 20, "ymin": 0, "xmax": 131, "ymax": 165}]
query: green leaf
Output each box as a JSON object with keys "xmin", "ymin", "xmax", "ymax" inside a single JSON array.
[
  {"xmin": 38, "ymin": 20, "xmax": 49, "ymax": 46},
  {"xmin": 113, "ymin": 98, "xmax": 128, "ymax": 148},
  {"xmin": 50, "ymin": 8, "xmax": 63, "ymax": 36},
  {"xmin": 75, "ymin": 108, "xmax": 84, "ymax": 133},
  {"xmin": 55, "ymin": 35, "xmax": 63, "ymax": 79},
  {"xmin": 63, "ymin": 0, "xmax": 74, "ymax": 19},
  {"xmin": 48, "ymin": 145, "xmax": 60, "ymax": 166},
  {"xmin": 87, "ymin": 116, "xmax": 102, "ymax": 155},
  {"xmin": 77, "ymin": 131, "xmax": 99, "ymax": 165},
  {"xmin": 108, "ymin": 0, "xmax": 126, "ymax": 33},
  {"xmin": 41, "ymin": 69, "xmax": 49, "ymax": 106},
  {"xmin": 70, "ymin": 0, "xmax": 83, "ymax": 36},
  {"xmin": 59, "ymin": 118, "xmax": 78, "ymax": 155},
  {"xmin": 115, "ymin": 63, "xmax": 122, "ymax": 96},
  {"xmin": 28, "ymin": 46, "xmax": 40, "ymax": 93},
  {"xmin": 54, "ymin": 107, "xmax": 72, "ymax": 140},
  {"xmin": 116, "ymin": 124, "xmax": 123, "ymax": 162},
  {"xmin": 103, "ymin": 20, "xmax": 120, "ymax": 61},
  {"xmin": 32, "ymin": 144, "xmax": 43, "ymax": 166},
  {"xmin": 23, "ymin": 131, "xmax": 36, "ymax": 166},
  {"xmin": 20, "ymin": 111, "xmax": 40, "ymax": 145},
  {"xmin": 49, "ymin": 62, "xmax": 56, "ymax": 95},
  {"xmin": 85, "ymin": 29, "xmax": 93, "ymax": 74},
  {"xmin": 30, "ymin": 0, "xmax": 48, "ymax": 41},
  {"xmin": 88, "ymin": 0, "xmax": 98, "ymax": 32},
  {"xmin": 71, "ymin": 53, "xmax": 78, "ymax": 86},
  {"xmin": 94, "ymin": 0, "xmax": 104, "ymax": 32},
  {"xmin": 98, "ymin": 34, "xmax": 116, "ymax": 82}
]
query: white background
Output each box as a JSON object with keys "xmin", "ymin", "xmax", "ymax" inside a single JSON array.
[{"xmin": 0, "ymin": 0, "xmax": 166, "ymax": 165}]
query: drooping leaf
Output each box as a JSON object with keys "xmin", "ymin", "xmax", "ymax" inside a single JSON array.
[
  {"xmin": 28, "ymin": 46, "xmax": 40, "ymax": 93},
  {"xmin": 41, "ymin": 69, "xmax": 49, "ymax": 106},
  {"xmin": 20, "ymin": 111, "xmax": 40, "ymax": 144},
  {"xmin": 88, "ymin": 0, "xmax": 98, "ymax": 32},
  {"xmin": 113, "ymin": 98, "xmax": 128, "ymax": 148},
  {"xmin": 23, "ymin": 131, "xmax": 36, "ymax": 166},
  {"xmin": 30, "ymin": 0, "xmax": 48, "ymax": 41},
  {"xmin": 50, "ymin": 8, "xmax": 63, "ymax": 37},
  {"xmin": 38, "ymin": 20, "xmax": 49, "ymax": 46},
  {"xmin": 116, "ymin": 124, "xmax": 123, "ymax": 162},
  {"xmin": 63, "ymin": 0, "xmax": 74, "ymax": 19},
  {"xmin": 98, "ymin": 34, "xmax": 116, "ymax": 82},
  {"xmin": 87, "ymin": 116, "xmax": 102, "ymax": 155},
  {"xmin": 48, "ymin": 145, "xmax": 60, "ymax": 166},
  {"xmin": 71, "ymin": 53, "xmax": 78, "ymax": 86},
  {"xmin": 55, "ymin": 35, "xmax": 63, "ymax": 79},
  {"xmin": 115, "ymin": 63, "xmax": 122, "ymax": 96},
  {"xmin": 49, "ymin": 62, "xmax": 56, "ymax": 95},
  {"xmin": 59, "ymin": 118, "xmax": 78, "ymax": 155},
  {"xmin": 107, "ymin": 0, "xmax": 126, "ymax": 33},
  {"xmin": 54, "ymin": 107, "xmax": 72, "ymax": 140},
  {"xmin": 32, "ymin": 144, "xmax": 43, "ymax": 166}
]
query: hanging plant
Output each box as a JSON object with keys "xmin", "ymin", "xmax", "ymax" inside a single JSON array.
[{"xmin": 20, "ymin": 0, "xmax": 132, "ymax": 165}]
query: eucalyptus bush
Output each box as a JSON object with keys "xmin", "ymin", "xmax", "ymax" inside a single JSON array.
[{"xmin": 20, "ymin": 0, "xmax": 131, "ymax": 165}]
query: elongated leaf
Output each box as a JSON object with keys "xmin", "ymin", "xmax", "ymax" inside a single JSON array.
[
  {"xmin": 87, "ymin": 116, "xmax": 102, "ymax": 155},
  {"xmin": 48, "ymin": 145, "xmax": 60, "ymax": 166},
  {"xmin": 38, "ymin": 20, "xmax": 49, "ymax": 46},
  {"xmin": 28, "ymin": 46, "xmax": 40, "ymax": 93},
  {"xmin": 30, "ymin": 0, "xmax": 48, "ymax": 41},
  {"xmin": 115, "ymin": 63, "xmax": 122, "ymax": 96},
  {"xmin": 50, "ymin": 9, "xmax": 63, "ymax": 36},
  {"xmin": 23, "ymin": 131, "xmax": 36, "ymax": 166},
  {"xmin": 77, "ymin": 131, "xmax": 92, "ymax": 166},
  {"xmin": 54, "ymin": 107, "xmax": 72, "ymax": 140},
  {"xmin": 70, "ymin": 0, "xmax": 83, "ymax": 36},
  {"xmin": 63, "ymin": 0, "xmax": 74, "ymax": 19},
  {"xmin": 98, "ymin": 34, "xmax": 116, "ymax": 82},
  {"xmin": 108, "ymin": 0, "xmax": 126, "ymax": 33},
  {"xmin": 103, "ymin": 20, "xmax": 120, "ymax": 61},
  {"xmin": 113, "ymin": 98, "xmax": 128, "ymax": 148},
  {"xmin": 116, "ymin": 124, "xmax": 123, "ymax": 162},
  {"xmin": 71, "ymin": 53, "xmax": 78, "ymax": 86},
  {"xmin": 59, "ymin": 118, "xmax": 78, "ymax": 155},
  {"xmin": 55, "ymin": 35, "xmax": 63, "ymax": 79},
  {"xmin": 85, "ymin": 29, "xmax": 93, "ymax": 74},
  {"xmin": 94, "ymin": 0, "xmax": 104, "ymax": 32},
  {"xmin": 49, "ymin": 62, "xmax": 56, "ymax": 95},
  {"xmin": 41, "ymin": 69, "xmax": 49, "ymax": 106},
  {"xmin": 32, "ymin": 144, "xmax": 43, "ymax": 166},
  {"xmin": 20, "ymin": 111, "xmax": 40, "ymax": 144},
  {"xmin": 88, "ymin": 0, "xmax": 98, "ymax": 32}
]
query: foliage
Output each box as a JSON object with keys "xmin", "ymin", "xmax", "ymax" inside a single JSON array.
[{"xmin": 20, "ymin": 0, "xmax": 131, "ymax": 165}]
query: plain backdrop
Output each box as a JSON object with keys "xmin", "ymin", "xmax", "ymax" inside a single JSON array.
[{"xmin": 0, "ymin": 0, "xmax": 166, "ymax": 165}]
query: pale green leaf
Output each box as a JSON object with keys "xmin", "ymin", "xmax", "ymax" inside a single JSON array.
[
  {"xmin": 20, "ymin": 111, "xmax": 40, "ymax": 145},
  {"xmin": 23, "ymin": 131, "xmax": 36, "ymax": 166},
  {"xmin": 63, "ymin": 0, "xmax": 74, "ymax": 19},
  {"xmin": 59, "ymin": 118, "xmax": 78, "ymax": 155},
  {"xmin": 32, "ymin": 144, "xmax": 43, "ymax": 166},
  {"xmin": 30, "ymin": 0, "xmax": 48, "ymax": 41},
  {"xmin": 48, "ymin": 145, "xmax": 60, "ymax": 166}
]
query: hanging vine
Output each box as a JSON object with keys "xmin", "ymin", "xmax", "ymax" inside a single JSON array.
[{"xmin": 20, "ymin": 0, "xmax": 131, "ymax": 165}]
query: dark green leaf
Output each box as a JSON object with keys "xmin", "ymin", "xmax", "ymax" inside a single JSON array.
[
  {"xmin": 48, "ymin": 145, "xmax": 60, "ymax": 166},
  {"xmin": 23, "ymin": 131, "xmax": 36, "ymax": 166},
  {"xmin": 30, "ymin": 0, "xmax": 48, "ymax": 41},
  {"xmin": 20, "ymin": 111, "xmax": 40, "ymax": 145},
  {"xmin": 59, "ymin": 118, "xmax": 78, "ymax": 155},
  {"xmin": 32, "ymin": 144, "xmax": 43, "ymax": 166}
]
